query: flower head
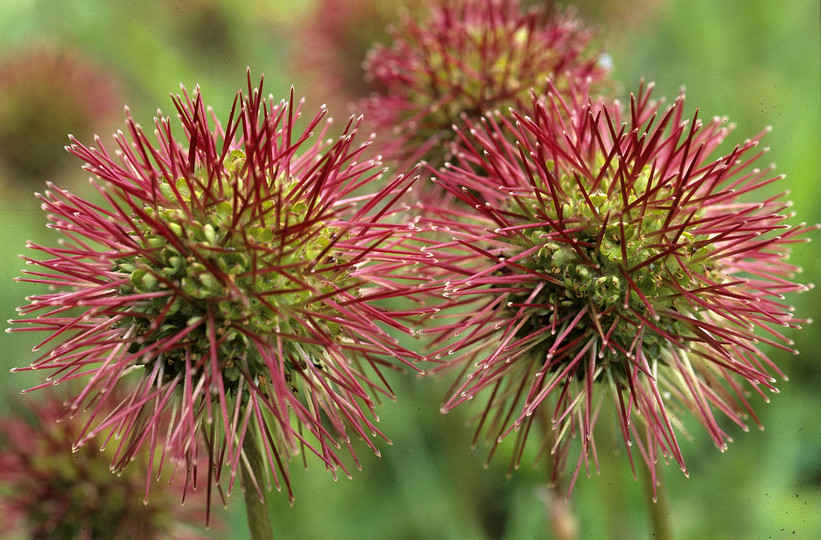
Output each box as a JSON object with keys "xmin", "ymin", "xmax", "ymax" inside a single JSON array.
[
  {"xmin": 292, "ymin": 0, "xmax": 424, "ymax": 112},
  {"xmin": 10, "ymin": 73, "xmax": 426, "ymax": 515},
  {"xmin": 0, "ymin": 47, "xmax": 120, "ymax": 186},
  {"xmin": 360, "ymin": 0, "xmax": 608, "ymax": 168},
  {"xmin": 420, "ymin": 82, "xmax": 814, "ymax": 493},
  {"xmin": 0, "ymin": 391, "xmax": 219, "ymax": 539}
]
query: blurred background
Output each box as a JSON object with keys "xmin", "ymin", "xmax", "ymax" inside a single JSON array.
[{"xmin": 0, "ymin": 0, "xmax": 818, "ymax": 538}]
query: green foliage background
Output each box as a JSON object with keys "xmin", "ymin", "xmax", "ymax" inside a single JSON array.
[{"xmin": 0, "ymin": 0, "xmax": 818, "ymax": 538}]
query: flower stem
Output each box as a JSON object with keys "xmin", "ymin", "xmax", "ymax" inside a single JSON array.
[
  {"xmin": 538, "ymin": 410, "xmax": 578, "ymax": 540},
  {"xmin": 544, "ymin": 483, "xmax": 578, "ymax": 540},
  {"xmin": 644, "ymin": 466, "xmax": 673, "ymax": 540},
  {"xmin": 242, "ymin": 429, "xmax": 275, "ymax": 540}
]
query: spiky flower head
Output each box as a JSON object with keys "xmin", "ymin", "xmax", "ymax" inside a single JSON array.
[
  {"xmin": 359, "ymin": 0, "xmax": 608, "ymax": 169},
  {"xmin": 0, "ymin": 391, "xmax": 219, "ymax": 540},
  {"xmin": 420, "ymin": 82, "xmax": 814, "ymax": 493},
  {"xmin": 10, "ymin": 73, "xmax": 426, "ymax": 514}
]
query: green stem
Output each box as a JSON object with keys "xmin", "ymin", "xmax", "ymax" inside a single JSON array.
[
  {"xmin": 644, "ymin": 466, "xmax": 673, "ymax": 540},
  {"xmin": 242, "ymin": 429, "xmax": 275, "ymax": 540}
]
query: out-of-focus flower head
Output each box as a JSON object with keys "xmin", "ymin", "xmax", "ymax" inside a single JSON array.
[
  {"xmin": 0, "ymin": 47, "xmax": 121, "ymax": 187},
  {"xmin": 292, "ymin": 0, "xmax": 425, "ymax": 113},
  {"xmin": 419, "ymin": 81, "xmax": 815, "ymax": 493},
  {"xmin": 0, "ymin": 391, "xmax": 219, "ymax": 539},
  {"xmin": 359, "ymin": 0, "xmax": 608, "ymax": 169},
  {"xmin": 571, "ymin": 0, "xmax": 668, "ymax": 32},
  {"xmin": 10, "ymin": 72, "xmax": 428, "ymax": 517}
]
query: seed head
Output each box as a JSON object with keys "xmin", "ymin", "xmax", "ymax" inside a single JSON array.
[
  {"xmin": 0, "ymin": 391, "xmax": 219, "ymax": 539},
  {"xmin": 359, "ymin": 0, "xmax": 608, "ymax": 169},
  {"xmin": 0, "ymin": 47, "xmax": 120, "ymax": 185},
  {"xmin": 292, "ymin": 0, "xmax": 425, "ymax": 110},
  {"xmin": 10, "ymin": 72, "xmax": 427, "ymax": 515},
  {"xmin": 421, "ymin": 81, "xmax": 815, "ymax": 493}
]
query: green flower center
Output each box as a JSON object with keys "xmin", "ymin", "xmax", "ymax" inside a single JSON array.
[
  {"xmin": 112, "ymin": 150, "xmax": 356, "ymax": 390},
  {"xmin": 505, "ymin": 163, "xmax": 719, "ymax": 366}
]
